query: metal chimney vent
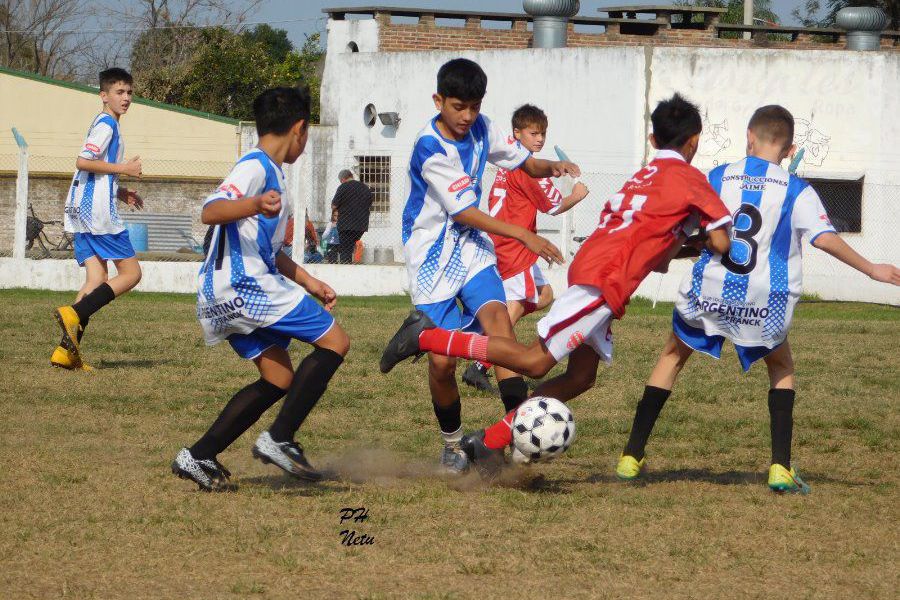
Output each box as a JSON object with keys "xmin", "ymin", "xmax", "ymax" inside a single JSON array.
[
  {"xmin": 523, "ymin": 0, "xmax": 580, "ymax": 48},
  {"xmin": 836, "ymin": 6, "xmax": 888, "ymax": 51}
]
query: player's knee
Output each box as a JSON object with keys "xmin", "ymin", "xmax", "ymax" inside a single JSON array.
[
  {"xmin": 318, "ymin": 324, "xmax": 350, "ymax": 356},
  {"xmin": 522, "ymin": 352, "xmax": 554, "ymax": 379},
  {"xmin": 429, "ymin": 355, "xmax": 457, "ymax": 381}
]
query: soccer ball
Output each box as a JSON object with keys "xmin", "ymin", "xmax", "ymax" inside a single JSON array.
[{"xmin": 511, "ymin": 397, "xmax": 576, "ymax": 462}]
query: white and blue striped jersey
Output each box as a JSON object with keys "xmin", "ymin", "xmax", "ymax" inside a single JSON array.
[
  {"xmin": 403, "ymin": 114, "xmax": 530, "ymax": 305},
  {"xmin": 676, "ymin": 156, "xmax": 836, "ymax": 348},
  {"xmin": 197, "ymin": 149, "xmax": 305, "ymax": 345},
  {"xmin": 64, "ymin": 113, "xmax": 125, "ymax": 235}
]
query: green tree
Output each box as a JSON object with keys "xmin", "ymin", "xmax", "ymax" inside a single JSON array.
[
  {"xmin": 243, "ymin": 24, "xmax": 293, "ymax": 63},
  {"xmin": 793, "ymin": 1, "xmax": 898, "ymax": 30},
  {"xmin": 676, "ymin": 0, "xmax": 780, "ymax": 25}
]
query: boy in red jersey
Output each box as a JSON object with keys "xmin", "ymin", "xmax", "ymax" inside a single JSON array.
[
  {"xmin": 462, "ymin": 105, "xmax": 589, "ymax": 392},
  {"xmin": 381, "ymin": 94, "xmax": 733, "ymax": 472}
]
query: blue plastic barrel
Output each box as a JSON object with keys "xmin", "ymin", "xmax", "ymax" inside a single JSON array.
[{"xmin": 125, "ymin": 222, "xmax": 149, "ymax": 252}]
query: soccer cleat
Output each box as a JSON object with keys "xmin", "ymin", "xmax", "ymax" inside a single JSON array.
[
  {"xmin": 50, "ymin": 346, "xmax": 94, "ymax": 372},
  {"xmin": 459, "ymin": 430, "xmax": 505, "ymax": 479},
  {"xmin": 171, "ymin": 447, "xmax": 225, "ymax": 492},
  {"xmin": 439, "ymin": 441, "xmax": 470, "ymax": 474},
  {"xmin": 768, "ymin": 464, "xmax": 810, "ymax": 495},
  {"xmin": 461, "ymin": 362, "xmax": 496, "ymax": 393},
  {"xmin": 615, "ymin": 454, "xmax": 645, "ymax": 480},
  {"xmin": 253, "ymin": 431, "xmax": 323, "ymax": 481},
  {"xmin": 54, "ymin": 306, "xmax": 83, "ymax": 364},
  {"xmin": 379, "ymin": 310, "xmax": 435, "ymax": 373}
]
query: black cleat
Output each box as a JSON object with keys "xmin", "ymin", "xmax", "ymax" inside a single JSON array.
[
  {"xmin": 380, "ymin": 310, "xmax": 435, "ymax": 373},
  {"xmin": 172, "ymin": 447, "xmax": 228, "ymax": 492},
  {"xmin": 253, "ymin": 431, "xmax": 323, "ymax": 481},
  {"xmin": 460, "ymin": 430, "xmax": 505, "ymax": 480},
  {"xmin": 461, "ymin": 362, "xmax": 496, "ymax": 393}
]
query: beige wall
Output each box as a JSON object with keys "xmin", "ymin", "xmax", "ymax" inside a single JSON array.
[{"xmin": 0, "ymin": 68, "xmax": 240, "ymax": 179}]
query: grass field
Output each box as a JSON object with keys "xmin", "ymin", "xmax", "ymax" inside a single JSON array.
[{"xmin": 0, "ymin": 289, "xmax": 897, "ymax": 599}]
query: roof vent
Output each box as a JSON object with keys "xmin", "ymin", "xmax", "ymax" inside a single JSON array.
[
  {"xmin": 523, "ymin": 0, "xmax": 580, "ymax": 48},
  {"xmin": 836, "ymin": 6, "xmax": 888, "ymax": 51}
]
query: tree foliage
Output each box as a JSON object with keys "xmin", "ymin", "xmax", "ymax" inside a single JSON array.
[
  {"xmin": 675, "ymin": 0, "xmax": 780, "ymax": 25},
  {"xmin": 133, "ymin": 27, "xmax": 324, "ymax": 122}
]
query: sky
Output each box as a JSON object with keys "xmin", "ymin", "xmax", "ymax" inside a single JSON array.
[{"xmin": 255, "ymin": 0, "xmax": 814, "ymax": 47}]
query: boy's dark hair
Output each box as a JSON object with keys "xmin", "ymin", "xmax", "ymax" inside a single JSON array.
[
  {"xmin": 437, "ymin": 58, "xmax": 487, "ymax": 102},
  {"xmin": 253, "ymin": 86, "xmax": 311, "ymax": 136},
  {"xmin": 512, "ymin": 104, "xmax": 548, "ymax": 131},
  {"xmin": 650, "ymin": 93, "xmax": 702, "ymax": 150},
  {"xmin": 748, "ymin": 105, "xmax": 794, "ymax": 152},
  {"xmin": 99, "ymin": 68, "xmax": 133, "ymax": 91}
]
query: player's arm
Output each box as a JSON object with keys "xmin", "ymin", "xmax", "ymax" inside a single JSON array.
[
  {"xmin": 76, "ymin": 156, "xmax": 142, "ymax": 178},
  {"xmin": 275, "ymin": 251, "xmax": 338, "ymax": 310},
  {"xmin": 520, "ymin": 156, "xmax": 581, "ymax": 179},
  {"xmin": 452, "ymin": 207, "xmax": 564, "ymax": 265},
  {"xmin": 812, "ymin": 233, "xmax": 900, "ymax": 285},
  {"xmin": 552, "ymin": 182, "xmax": 589, "ymax": 215},
  {"xmin": 201, "ymin": 190, "xmax": 281, "ymax": 225}
]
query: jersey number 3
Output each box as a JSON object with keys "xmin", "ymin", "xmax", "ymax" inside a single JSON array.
[{"xmin": 722, "ymin": 204, "xmax": 761, "ymax": 275}]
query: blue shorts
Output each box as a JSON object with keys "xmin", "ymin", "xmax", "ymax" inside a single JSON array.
[
  {"xmin": 672, "ymin": 310, "xmax": 779, "ymax": 372},
  {"xmin": 227, "ymin": 295, "xmax": 335, "ymax": 360},
  {"xmin": 416, "ymin": 265, "xmax": 506, "ymax": 333},
  {"xmin": 74, "ymin": 231, "xmax": 136, "ymax": 266}
]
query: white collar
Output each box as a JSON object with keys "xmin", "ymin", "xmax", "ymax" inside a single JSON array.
[{"xmin": 653, "ymin": 149, "xmax": 686, "ymax": 162}]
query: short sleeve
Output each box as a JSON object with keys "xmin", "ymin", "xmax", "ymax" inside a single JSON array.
[
  {"xmin": 204, "ymin": 160, "xmax": 266, "ymax": 207},
  {"xmin": 416, "ymin": 137, "xmax": 478, "ymax": 215},
  {"xmin": 79, "ymin": 119, "xmax": 114, "ymax": 160},
  {"xmin": 519, "ymin": 173, "xmax": 563, "ymax": 215},
  {"xmin": 689, "ymin": 169, "xmax": 731, "ymax": 230},
  {"xmin": 792, "ymin": 183, "xmax": 836, "ymax": 243},
  {"xmin": 484, "ymin": 115, "xmax": 530, "ymax": 171}
]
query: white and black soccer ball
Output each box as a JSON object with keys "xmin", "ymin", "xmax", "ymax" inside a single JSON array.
[{"xmin": 511, "ymin": 397, "xmax": 576, "ymax": 462}]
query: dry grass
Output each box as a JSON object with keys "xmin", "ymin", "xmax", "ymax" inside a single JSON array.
[{"xmin": 0, "ymin": 289, "xmax": 897, "ymax": 599}]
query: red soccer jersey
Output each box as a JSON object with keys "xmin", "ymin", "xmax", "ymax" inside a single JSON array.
[
  {"xmin": 568, "ymin": 151, "xmax": 731, "ymax": 318},
  {"xmin": 488, "ymin": 167, "xmax": 563, "ymax": 279}
]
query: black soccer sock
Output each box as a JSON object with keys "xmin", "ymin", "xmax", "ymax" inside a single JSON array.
[
  {"xmin": 190, "ymin": 378, "xmax": 287, "ymax": 460},
  {"xmin": 768, "ymin": 388, "xmax": 795, "ymax": 469},
  {"xmin": 433, "ymin": 397, "xmax": 462, "ymax": 437},
  {"xmin": 71, "ymin": 283, "xmax": 115, "ymax": 322},
  {"xmin": 268, "ymin": 348, "xmax": 344, "ymax": 443},
  {"xmin": 623, "ymin": 385, "xmax": 672, "ymax": 461},
  {"xmin": 498, "ymin": 376, "xmax": 528, "ymax": 413}
]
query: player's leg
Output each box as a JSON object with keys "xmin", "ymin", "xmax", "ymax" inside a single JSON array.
[
  {"xmin": 108, "ymin": 255, "xmax": 142, "ymax": 296},
  {"xmin": 617, "ymin": 332, "xmax": 694, "ymax": 480},
  {"xmin": 427, "ymin": 353, "xmax": 471, "ymax": 473},
  {"xmin": 474, "ymin": 301, "xmax": 529, "ymax": 413},
  {"xmin": 257, "ymin": 317, "xmax": 349, "ymax": 480},
  {"xmin": 762, "ymin": 340, "xmax": 808, "ymax": 493},
  {"xmin": 52, "ymin": 256, "xmax": 107, "ymax": 370}
]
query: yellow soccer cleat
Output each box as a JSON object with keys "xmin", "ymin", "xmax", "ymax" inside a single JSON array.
[
  {"xmin": 768, "ymin": 464, "xmax": 810, "ymax": 495},
  {"xmin": 50, "ymin": 346, "xmax": 93, "ymax": 372},
  {"xmin": 616, "ymin": 454, "xmax": 645, "ymax": 480},
  {"xmin": 54, "ymin": 306, "xmax": 83, "ymax": 361}
]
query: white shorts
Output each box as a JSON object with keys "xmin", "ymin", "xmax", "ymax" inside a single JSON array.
[
  {"xmin": 502, "ymin": 263, "xmax": 548, "ymax": 305},
  {"xmin": 536, "ymin": 284, "xmax": 614, "ymax": 363}
]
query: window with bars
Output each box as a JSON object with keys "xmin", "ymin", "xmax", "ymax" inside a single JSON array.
[
  {"xmin": 806, "ymin": 176, "xmax": 863, "ymax": 233},
  {"xmin": 355, "ymin": 155, "xmax": 391, "ymax": 213}
]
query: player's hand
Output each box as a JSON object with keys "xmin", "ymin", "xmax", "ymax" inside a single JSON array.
[
  {"xmin": 868, "ymin": 263, "xmax": 900, "ymax": 285},
  {"xmin": 255, "ymin": 191, "xmax": 282, "ymax": 217},
  {"xmin": 552, "ymin": 160, "xmax": 581, "ymax": 178},
  {"xmin": 524, "ymin": 232, "xmax": 564, "ymax": 266},
  {"xmin": 118, "ymin": 188, "xmax": 144, "ymax": 209},
  {"xmin": 305, "ymin": 278, "xmax": 338, "ymax": 310},
  {"xmin": 121, "ymin": 156, "xmax": 142, "ymax": 178},
  {"xmin": 572, "ymin": 182, "xmax": 589, "ymax": 201}
]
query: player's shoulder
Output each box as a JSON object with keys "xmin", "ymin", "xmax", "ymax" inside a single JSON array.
[
  {"xmin": 89, "ymin": 113, "xmax": 117, "ymax": 131},
  {"xmin": 411, "ymin": 121, "xmax": 449, "ymax": 164}
]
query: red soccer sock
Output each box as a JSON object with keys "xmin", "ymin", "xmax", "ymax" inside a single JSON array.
[
  {"xmin": 418, "ymin": 328, "xmax": 489, "ymax": 362},
  {"xmin": 483, "ymin": 410, "xmax": 515, "ymax": 449}
]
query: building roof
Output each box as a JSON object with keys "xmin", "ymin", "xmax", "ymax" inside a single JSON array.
[{"xmin": 0, "ymin": 65, "xmax": 240, "ymax": 126}]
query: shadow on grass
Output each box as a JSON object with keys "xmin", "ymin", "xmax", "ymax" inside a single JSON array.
[
  {"xmin": 240, "ymin": 474, "xmax": 352, "ymax": 495},
  {"xmin": 97, "ymin": 358, "xmax": 174, "ymax": 368}
]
